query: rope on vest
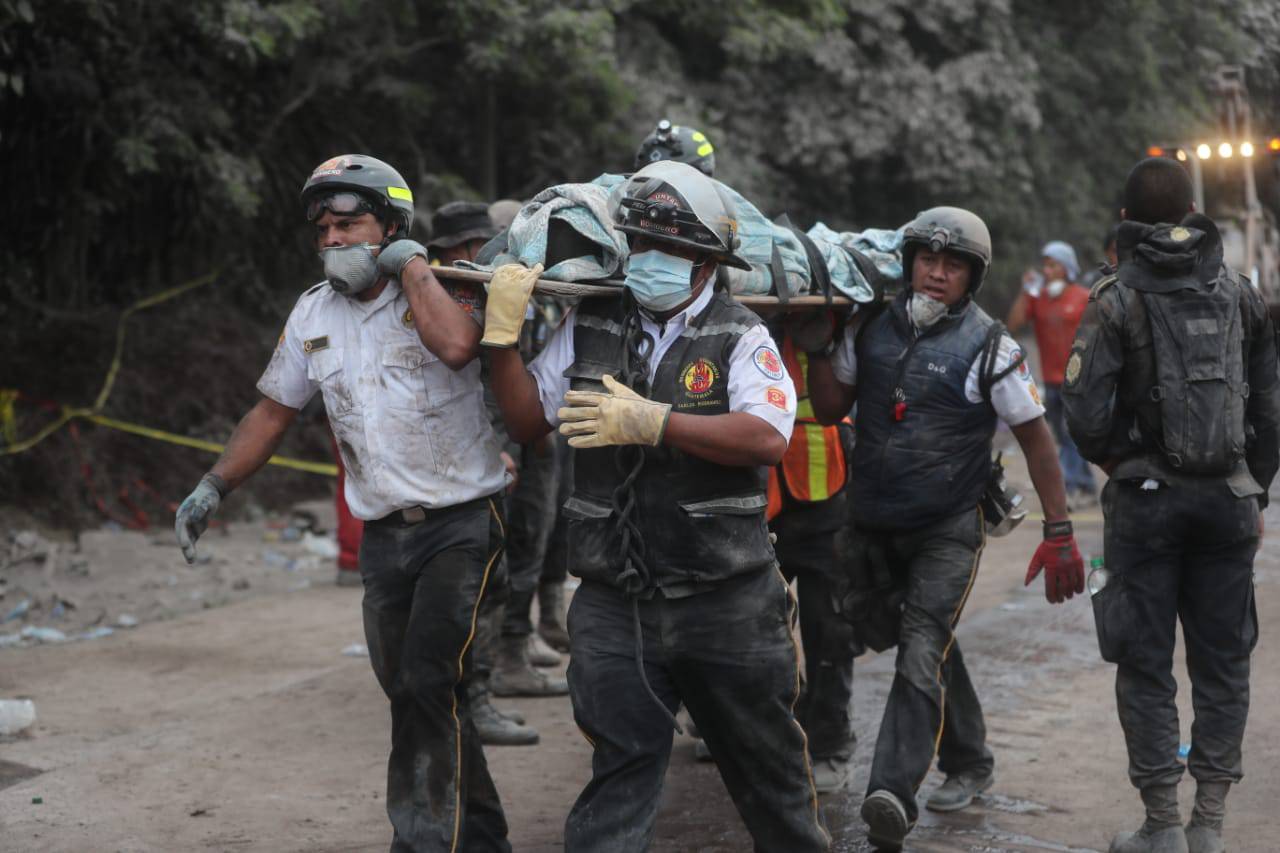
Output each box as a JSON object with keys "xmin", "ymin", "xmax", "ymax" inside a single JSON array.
[{"xmin": 607, "ymin": 292, "xmax": 682, "ymax": 733}]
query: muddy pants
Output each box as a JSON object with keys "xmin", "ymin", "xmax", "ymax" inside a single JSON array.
[
  {"xmin": 564, "ymin": 570, "xmax": 831, "ymax": 852},
  {"xmin": 860, "ymin": 508, "xmax": 993, "ymax": 824},
  {"xmin": 501, "ymin": 435, "xmax": 566, "ymax": 637},
  {"xmin": 1104, "ymin": 479, "xmax": 1259, "ymax": 791},
  {"xmin": 360, "ymin": 496, "xmax": 511, "ymax": 853},
  {"xmin": 773, "ymin": 494, "xmax": 858, "ymax": 762}
]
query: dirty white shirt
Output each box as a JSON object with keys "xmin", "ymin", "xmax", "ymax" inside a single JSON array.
[
  {"xmin": 257, "ymin": 280, "xmax": 507, "ymax": 519},
  {"xmin": 831, "ymin": 328, "xmax": 1045, "ymax": 427},
  {"xmin": 528, "ymin": 286, "xmax": 797, "ymax": 438}
]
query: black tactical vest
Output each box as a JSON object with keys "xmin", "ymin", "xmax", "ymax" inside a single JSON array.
[
  {"xmin": 850, "ymin": 294, "xmax": 999, "ymax": 532},
  {"xmin": 562, "ymin": 290, "xmax": 777, "ymax": 591}
]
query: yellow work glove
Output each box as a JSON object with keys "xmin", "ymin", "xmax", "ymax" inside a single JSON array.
[
  {"xmin": 558, "ymin": 374, "xmax": 672, "ymax": 448},
  {"xmin": 481, "ymin": 262, "xmax": 543, "ymax": 348}
]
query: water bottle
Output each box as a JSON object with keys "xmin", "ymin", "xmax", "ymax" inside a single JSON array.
[{"xmin": 1087, "ymin": 556, "xmax": 1109, "ymax": 596}]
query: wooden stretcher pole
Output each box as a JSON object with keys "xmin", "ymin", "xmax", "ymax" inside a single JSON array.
[{"xmin": 428, "ymin": 265, "xmax": 858, "ymax": 310}]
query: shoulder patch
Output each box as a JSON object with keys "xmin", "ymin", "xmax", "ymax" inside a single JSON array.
[
  {"xmin": 752, "ymin": 345, "xmax": 784, "ymax": 380},
  {"xmin": 1089, "ymin": 273, "xmax": 1118, "ymax": 301}
]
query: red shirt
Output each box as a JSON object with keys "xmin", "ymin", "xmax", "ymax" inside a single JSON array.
[{"xmin": 1027, "ymin": 284, "xmax": 1090, "ymax": 385}]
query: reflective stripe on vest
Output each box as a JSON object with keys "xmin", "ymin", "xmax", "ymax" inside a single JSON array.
[{"xmin": 772, "ymin": 335, "xmax": 846, "ymax": 508}]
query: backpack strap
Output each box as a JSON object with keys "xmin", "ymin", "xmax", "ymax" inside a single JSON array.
[{"xmin": 978, "ymin": 321, "xmax": 1023, "ymax": 403}]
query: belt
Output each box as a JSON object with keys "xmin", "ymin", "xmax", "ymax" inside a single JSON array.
[{"xmin": 368, "ymin": 494, "xmax": 497, "ymax": 528}]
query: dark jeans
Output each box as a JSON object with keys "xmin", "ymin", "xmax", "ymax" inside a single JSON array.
[
  {"xmin": 860, "ymin": 508, "xmax": 993, "ymax": 824},
  {"xmin": 773, "ymin": 495, "xmax": 857, "ymax": 761},
  {"xmin": 564, "ymin": 571, "xmax": 831, "ymax": 853},
  {"xmin": 502, "ymin": 434, "xmax": 571, "ymax": 636},
  {"xmin": 1045, "ymin": 383, "xmax": 1096, "ymax": 494},
  {"xmin": 1103, "ymin": 478, "xmax": 1260, "ymax": 790},
  {"xmin": 360, "ymin": 496, "xmax": 512, "ymax": 853}
]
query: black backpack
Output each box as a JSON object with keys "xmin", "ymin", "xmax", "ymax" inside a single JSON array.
[{"xmin": 1137, "ymin": 268, "xmax": 1249, "ymax": 474}]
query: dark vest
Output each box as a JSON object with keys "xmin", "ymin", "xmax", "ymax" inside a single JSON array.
[
  {"xmin": 562, "ymin": 290, "xmax": 776, "ymax": 591},
  {"xmin": 851, "ymin": 294, "xmax": 998, "ymax": 531}
]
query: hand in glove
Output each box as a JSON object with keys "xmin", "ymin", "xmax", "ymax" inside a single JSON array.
[
  {"xmin": 785, "ymin": 309, "xmax": 841, "ymax": 355},
  {"xmin": 375, "ymin": 239, "xmax": 429, "ymax": 278},
  {"xmin": 1024, "ymin": 521, "xmax": 1085, "ymax": 604},
  {"xmin": 175, "ymin": 473, "xmax": 227, "ymax": 565},
  {"xmin": 481, "ymin": 263, "xmax": 543, "ymax": 348},
  {"xmin": 557, "ymin": 374, "xmax": 671, "ymax": 448}
]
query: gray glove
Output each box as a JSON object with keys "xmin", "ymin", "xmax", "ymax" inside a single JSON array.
[
  {"xmin": 376, "ymin": 239, "xmax": 429, "ymax": 278},
  {"xmin": 175, "ymin": 473, "xmax": 226, "ymax": 565}
]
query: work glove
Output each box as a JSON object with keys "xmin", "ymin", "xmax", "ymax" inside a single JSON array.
[
  {"xmin": 375, "ymin": 239, "xmax": 429, "ymax": 278},
  {"xmin": 175, "ymin": 473, "xmax": 227, "ymax": 565},
  {"xmin": 1024, "ymin": 520, "xmax": 1085, "ymax": 604},
  {"xmin": 785, "ymin": 309, "xmax": 841, "ymax": 355},
  {"xmin": 557, "ymin": 374, "xmax": 671, "ymax": 449},
  {"xmin": 481, "ymin": 263, "xmax": 543, "ymax": 348}
]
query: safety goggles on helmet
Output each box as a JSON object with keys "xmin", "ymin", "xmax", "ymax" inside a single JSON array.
[{"xmin": 304, "ymin": 191, "xmax": 382, "ymax": 223}]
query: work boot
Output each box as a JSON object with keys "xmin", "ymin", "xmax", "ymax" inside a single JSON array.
[
  {"xmin": 1185, "ymin": 781, "xmax": 1229, "ymax": 853},
  {"xmin": 861, "ymin": 789, "xmax": 912, "ymax": 852},
  {"xmin": 490, "ymin": 635, "xmax": 569, "ymax": 696},
  {"xmin": 811, "ymin": 755, "xmax": 852, "ymax": 794},
  {"xmin": 472, "ymin": 694, "xmax": 539, "ymax": 746},
  {"xmin": 926, "ymin": 768, "xmax": 994, "ymax": 812},
  {"xmin": 527, "ymin": 633, "xmax": 562, "ymax": 667},
  {"xmin": 537, "ymin": 580, "xmax": 571, "ymax": 653},
  {"xmin": 1110, "ymin": 785, "xmax": 1187, "ymax": 853}
]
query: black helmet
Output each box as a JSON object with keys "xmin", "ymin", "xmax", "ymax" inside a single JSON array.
[
  {"xmin": 900, "ymin": 206, "xmax": 993, "ymax": 294},
  {"xmin": 301, "ymin": 154, "xmax": 415, "ymax": 233},
  {"xmin": 614, "ymin": 160, "xmax": 750, "ymax": 270},
  {"xmin": 634, "ymin": 119, "xmax": 716, "ymax": 177}
]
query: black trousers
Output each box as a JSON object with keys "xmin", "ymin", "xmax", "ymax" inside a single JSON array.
[
  {"xmin": 502, "ymin": 434, "xmax": 571, "ymax": 636},
  {"xmin": 773, "ymin": 496, "xmax": 857, "ymax": 761},
  {"xmin": 860, "ymin": 508, "xmax": 993, "ymax": 824},
  {"xmin": 1103, "ymin": 478, "xmax": 1260, "ymax": 790},
  {"xmin": 564, "ymin": 571, "xmax": 831, "ymax": 853},
  {"xmin": 360, "ymin": 496, "xmax": 511, "ymax": 853}
]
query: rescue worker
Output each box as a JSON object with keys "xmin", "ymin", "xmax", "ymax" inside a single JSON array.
[
  {"xmin": 423, "ymin": 201, "xmax": 547, "ymax": 746},
  {"xmin": 484, "ymin": 159, "xmax": 831, "ymax": 851},
  {"xmin": 1007, "ymin": 240, "xmax": 1098, "ymax": 506},
  {"xmin": 174, "ymin": 155, "xmax": 512, "ymax": 852},
  {"xmin": 806, "ymin": 206, "xmax": 1085, "ymax": 851},
  {"xmin": 1063, "ymin": 157, "xmax": 1279, "ymax": 853},
  {"xmin": 764, "ymin": 312, "xmax": 859, "ymax": 792}
]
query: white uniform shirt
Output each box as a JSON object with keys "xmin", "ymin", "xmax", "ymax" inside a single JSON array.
[
  {"xmin": 831, "ymin": 322, "xmax": 1045, "ymax": 427},
  {"xmin": 257, "ymin": 280, "xmax": 507, "ymax": 520},
  {"xmin": 528, "ymin": 286, "xmax": 797, "ymax": 438}
]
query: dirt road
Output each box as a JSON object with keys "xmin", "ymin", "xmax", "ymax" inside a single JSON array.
[{"xmin": 2, "ymin": 463, "xmax": 1276, "ymax": 852}]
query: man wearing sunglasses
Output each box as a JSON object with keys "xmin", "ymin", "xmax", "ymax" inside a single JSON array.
[
  {"xmin": 174, "ymin": 154, "xmax": 513, "ymax": 852},
  {"xmin": 483, "ymin": 159, "xmax": 831, "ymax": 851}
]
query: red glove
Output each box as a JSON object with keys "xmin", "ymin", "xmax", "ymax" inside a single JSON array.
[{"xmin": 1024, "ymin": 520, "xmax": 1084, "ymax": 604}]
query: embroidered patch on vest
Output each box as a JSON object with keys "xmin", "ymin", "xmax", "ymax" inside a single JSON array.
[
  {"xmin": 766, "ymin": 387, "xmax": 788, "ymax": 410},
  {"xmin": 1065, "ymin": 350, "xmax": 1082, "ymax": 385},
  {"xmin": 680, "ymin": 358, "xmax": 721, "ymax": 398},
  {"xmin": 752, "ymin": 345, "xmax": 784, "ymax": 380},
  {"xmin": 303, "ymin": 336, "xmax": 329, "ymax": 354}
]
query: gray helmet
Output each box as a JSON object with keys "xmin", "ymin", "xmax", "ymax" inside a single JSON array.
[
  {"xmin": 901, "ymin": 206, "xmax": 992, "ymax": 293},
  {"xmin": 301, "ymin": 154, "xmax": 415, "ymax": 233},
  {"xmin": 634, "ymin": 119, "xmax": 716, "ymax": 177},
  {"xmin": 614, "ymin": 160, "xmax": 749, "ymax": 270}
]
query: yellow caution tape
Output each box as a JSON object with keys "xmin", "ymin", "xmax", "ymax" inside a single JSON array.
[
  {"xmin": 84, "ymin": 414, "xmax": 337, "ymax": 476},
  {"xmin": 0, "ymin": 269, "xmax": 340, "ymax": 477}
]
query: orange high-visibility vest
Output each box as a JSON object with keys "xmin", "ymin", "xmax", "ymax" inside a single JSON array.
[{"xmin": 766, "ymin": 334, "xmax": 848, "ymax": 520}]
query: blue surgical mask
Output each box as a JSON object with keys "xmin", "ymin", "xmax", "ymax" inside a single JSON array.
[{"xmin": 624, "ymin": 250, "xmax": 696, "ymax": 312}]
